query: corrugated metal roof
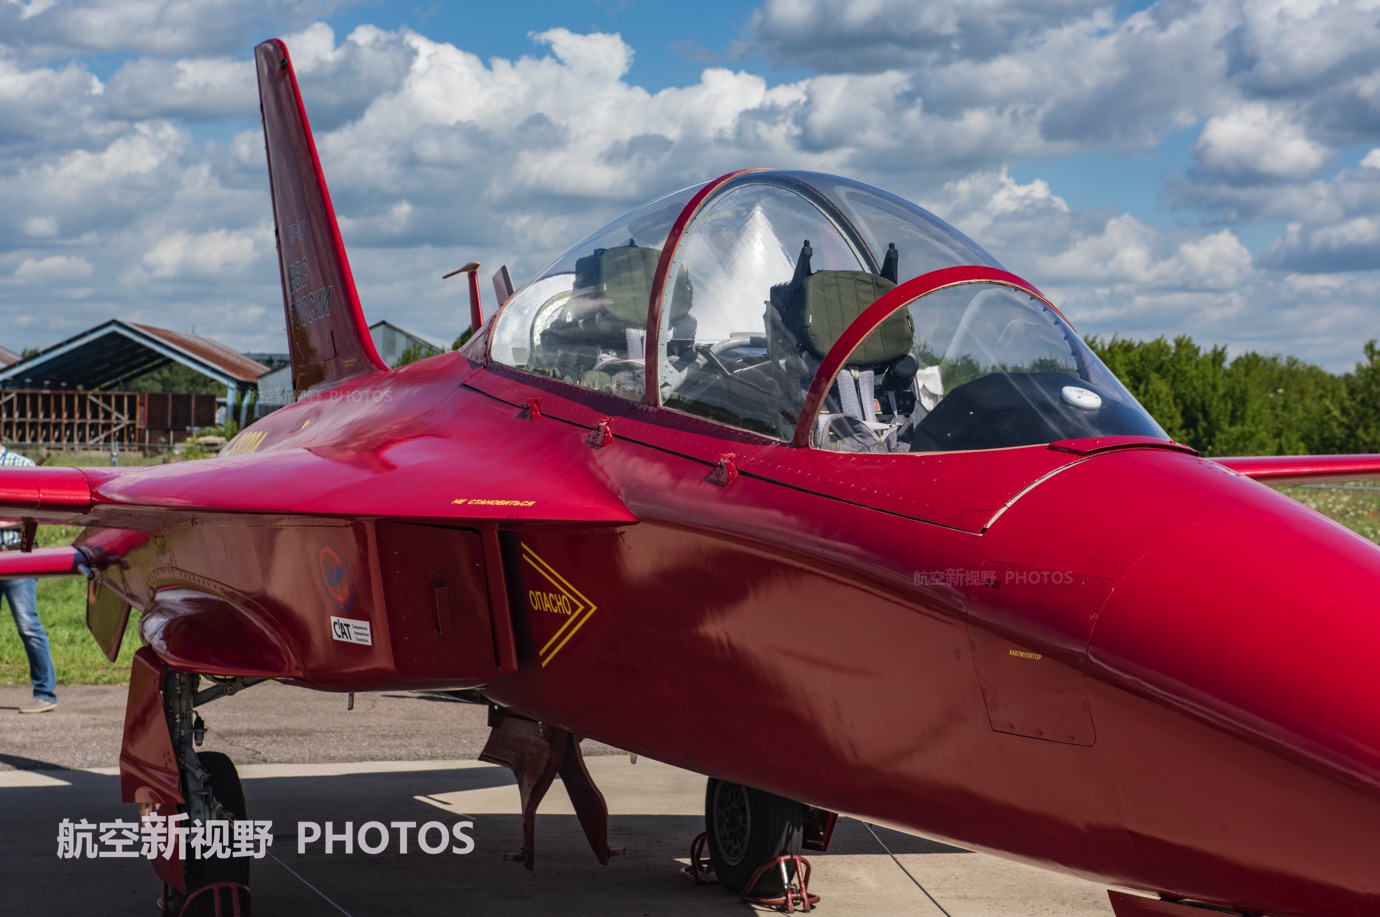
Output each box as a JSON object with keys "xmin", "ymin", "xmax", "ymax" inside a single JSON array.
[
  {"xmin": 0, "ymin": 320, "xmax": 269, "ymax": 391},
  {"xmin": 0, "ymin": 345, "xmax": 17, "ymax": 368},
  {"xmin": 131, "ymin": 324, "xmax": 270, "ymax": 383}
]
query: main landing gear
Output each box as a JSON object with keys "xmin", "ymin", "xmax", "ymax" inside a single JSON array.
[
  {"xmin": 683, "ymin": 778, "xmax": 835, "ymax": 912},
  {"xmin": 706, "ymin": 778, "xmax": 805, "ymax": 895},
  {"xmin": 477, "ymin": 705, "xmax": 833, "ymax": 911}
]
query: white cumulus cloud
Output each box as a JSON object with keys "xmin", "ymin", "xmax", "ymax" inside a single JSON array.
[
  {"xmin": 139, "ymin": 228, "xmax": 259, "ymax": 280},
  {"xmin": 2, "ymin": 4, "xmax": 1380, "ymax": 371},
  {"xmin": 14, "ymin": 254, "xmax": 92, "ymax": 281},
  {"xmin": 1193, "ymin": 102, "xmax": 1329, "ymax": 182}
]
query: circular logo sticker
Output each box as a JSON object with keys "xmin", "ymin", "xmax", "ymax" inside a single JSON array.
[{"xmin": 318, "ymin": 545, "xmax": 354, "ymax": 609}]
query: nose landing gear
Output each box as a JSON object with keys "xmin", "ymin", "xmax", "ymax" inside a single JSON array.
[
  {"xmin": 164, "ymin": 750, "xmax": 250, "ymax": 917},
  {"xmin": 121, "ymin": 648, "xmax": 264, "ymax": 917}
]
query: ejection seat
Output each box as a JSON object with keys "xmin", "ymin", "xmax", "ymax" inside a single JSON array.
[
  {"xmin": 767, "ymin": 241, "xmax": 919, "ymax": 452},
  {"xmin": 537, "ymin": 239, "xmax": 694, "ymax": 397}
]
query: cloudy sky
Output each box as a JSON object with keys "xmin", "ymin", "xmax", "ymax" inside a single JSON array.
[{"xmin": 2, "ymin": 0, "xmax": 1379, "ymax": 370}]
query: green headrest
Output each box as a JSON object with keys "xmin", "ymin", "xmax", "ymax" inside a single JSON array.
[
  {"xmin": 593, "ymin": 245, "xmax": 661, "ymax": 325},
  {"xmin": 800, "ymin": 272, "xmax": 911, "ymax": 365}
]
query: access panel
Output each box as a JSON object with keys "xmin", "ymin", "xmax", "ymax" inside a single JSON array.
[
  {"xmin": 967, "ymin": 561, "xmax": 1110, "ymax": 746},
  {"xmin": 375, "ymin": 522, "xmax": 511, "ymax": 683}
]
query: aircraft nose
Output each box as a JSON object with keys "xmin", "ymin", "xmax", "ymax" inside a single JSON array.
[
  {"xmin": 1093, "ymin": 486, "xmax": 1380, "ymax": 781},
  {"xmin": 1085, "ymin": 467, "xmax": 1380, "ymax": 913}
]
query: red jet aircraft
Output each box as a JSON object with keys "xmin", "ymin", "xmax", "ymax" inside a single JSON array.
[{"xmin": 5, "ymin": 38, "xmax": 1380, "ymax": 917}]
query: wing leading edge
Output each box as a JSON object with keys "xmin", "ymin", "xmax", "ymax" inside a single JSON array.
[
  {"xmin": 0, "ymin": 546, "xmax": 87, "ymax": 579},
  {"xmin": 0, "ymin": 448, "xmax": 635, "ymax": 528},
  {"xmin": 0, "ymin": 466, "xmax": 92, "ymax": 520},
  {"xmin": 1214, "ymin": 454, "xmax": 1380, "ymax": 485}
]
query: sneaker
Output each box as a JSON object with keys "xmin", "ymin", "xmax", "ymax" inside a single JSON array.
[{"xmin": 18, "ymin": 698, "xmax": 57, "ymax": 715}]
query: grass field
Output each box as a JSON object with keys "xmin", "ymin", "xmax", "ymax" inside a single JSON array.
[
  {"xmin": 0, "ymin": 523, "xmax": 140, "ymax": 685},
  {"xmin": 2, "ymin": 454, "xmax": 1379, "ymax": 688},
  {"xmin": 0, "ymin": 449, "xmax": 181, "ymax": 687},
  {"xmin": 1275, "ymin": 483, "xmax": 1380, "ymax": 542}
]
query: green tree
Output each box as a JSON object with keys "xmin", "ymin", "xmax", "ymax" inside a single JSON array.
[
  {"xmin": 392, "ymin": 341, "xmax": 441, "ymax": 368},
  {"xmin": 1137, "ymin": 373, "xmax": 1183, "ymax": 440},
  {"xmin": 1342, "ymin": 340, "xmax": 1380, "ymax": 452},
  {"xmin": 1086, "ymin": 334, "xmax": 1355, "ymax": 457},
  {"xmin": 1219, "ymin": 352, "xmax": 1348, "ymax": 455},
  {"xmin": 122, "ymin": 362, "xmax": 223, "ymax": 394},
  {"xmin": 1086, "ymin": 335, "xmax": 1227, "ymax": 448}
]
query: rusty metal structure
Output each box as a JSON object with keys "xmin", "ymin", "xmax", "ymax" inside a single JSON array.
[
  {"xmin": 0, "ymin": 320, "xmax": 265, "ymax": 448},
  {"xmin": 0, "ymin": 389, "xmax": 217, "ymax": 448}
]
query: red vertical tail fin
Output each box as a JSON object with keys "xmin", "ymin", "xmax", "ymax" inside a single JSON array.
[{"xmin": 255, "ymin": 39, "xmax": 387, "ymax": 395}]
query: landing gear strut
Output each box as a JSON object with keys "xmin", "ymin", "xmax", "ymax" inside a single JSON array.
[
  {"xmin": 120, "ymin": 648, "xmax": 262, "ymax": 917},
  {"xmin": 161, "ymin": 670, "xmax": 257, "ymax": 917}
]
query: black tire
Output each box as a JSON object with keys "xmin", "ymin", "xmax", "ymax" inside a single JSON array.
[
  {"xmin": 704, "ymin": 778, "xmax": 805, "ymax": 896},
  {"xmin": 180, "ymin": 751, "xmax": 250, "ymax": 916}
]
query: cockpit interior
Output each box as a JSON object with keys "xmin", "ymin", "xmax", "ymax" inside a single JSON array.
[{"xmin": 488, "ymin": 171, "xmax": 1166, "ymax": 453}]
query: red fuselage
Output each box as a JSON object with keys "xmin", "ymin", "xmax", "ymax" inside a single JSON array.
[
  {"xmin": 72, "ymin": 347, "xmax": 1380, "ymax": 916},
  {"xmin": 1, "ymin": 38, "xmax": 1369, "ymax": 917}
]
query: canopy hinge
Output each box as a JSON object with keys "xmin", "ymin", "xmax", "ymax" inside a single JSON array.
[
  {"xmin": 585, "ymin": 418, "xmax": 615, "ymax": 449},
  {"xmin": 707, "ymin": 453, "xmax": 739, "ymax": 487}
]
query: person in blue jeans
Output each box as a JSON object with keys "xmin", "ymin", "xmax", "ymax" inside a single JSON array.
[{"xmin": 1, "ymin": 444, "xmax": 57, "ymax": 714}]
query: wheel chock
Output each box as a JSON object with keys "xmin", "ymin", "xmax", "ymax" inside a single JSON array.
[
  {"xmin": 742, "ymin": 855, "xmax": 818, "ymax": 913},
  {"xmin": 678, "ymin": 831, "xmax": 715, "ymax": 885}
]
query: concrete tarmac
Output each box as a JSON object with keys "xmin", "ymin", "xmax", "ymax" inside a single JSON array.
[{"xmin": 0, "ymin": 683, "xmax": 1121, "ymax": 916}]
